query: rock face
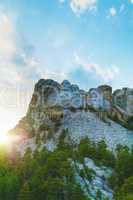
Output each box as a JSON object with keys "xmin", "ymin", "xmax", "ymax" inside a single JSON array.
[
  {"xmin": 112, "ymin": 88, "xmax": 133, "ymax": 129},
  {"xmin": 12, "ymin": 79, "xmax": 133, "ymax": 145},
  {"xmin": 30, "ymin": 80, "xmax": 114, "ymax": 112},
  {"xmin": 61, "ymin": 110, "xmax": 133, "ymax": 150},
  {"xmin": 8, "ymin": 79, "xmax": 133, "ymax": 200},
  {"xmin": 28, "ymin": 79, "xmax": 133, "ymax": 129}
]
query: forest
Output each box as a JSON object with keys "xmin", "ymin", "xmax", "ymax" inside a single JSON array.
[{"xmin": 0, "ymin": 130, "xmax": 133, "ymax": 200}]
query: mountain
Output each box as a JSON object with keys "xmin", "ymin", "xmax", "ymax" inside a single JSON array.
[
  {"xmin": 7, "ymin": 79, "xmax": 133, "ymax": 200},
  {"xmin": 10, "ymin": 79, "xmax": 133, "ymax": 152}
]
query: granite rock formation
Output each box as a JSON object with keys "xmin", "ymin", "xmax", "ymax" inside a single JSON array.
[
  {"xmin": 27, "ymin": 79, "xmax": 133, "ymax": 130},
  {"xmin": 10, "ymin": 79, "xmax": 133, "ymax": 151}
]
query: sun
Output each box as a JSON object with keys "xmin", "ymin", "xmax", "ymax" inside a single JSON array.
[
  {"xmin": 0, "ymin": 107, "xmax": 24, "ymax": 146},
  {"xmin": 0, "ymin": 107, "xmax": 24, "ymax": 145},
  {"xmin": 0, "ymin": 133, "xmax": 9, "ymax": 145},
  {"xmin": 0, "ymin": 107, "xmax": 20, "ymax": 134}
]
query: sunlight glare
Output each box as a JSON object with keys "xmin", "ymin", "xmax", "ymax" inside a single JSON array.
[
  {"xmin": 0, "ymin": 133, "xmax": 9, "ymax": 144},
  {"xmin": 0, "ymin": 107, "xmax": 24, "ymax": 145}
]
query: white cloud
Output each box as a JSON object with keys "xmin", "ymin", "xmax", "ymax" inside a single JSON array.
[
  {"xmin": 0, "ymin": 10, "xmax": 68, "ymax": 89},
  {"xmin": 0, "ymin": 12, "xmax": 21, "ymax": 85},
  {"xmin": 74, "ymin": 53, "xmax": 120, "ymax": 82},
  {"xmin": 59, "ymin": 0, "xmax": 97, "ymax": 15},
  {"xmin": 0, "ymin": 12, "xmax": 16, "ymax": 59},
  {"xmin": 109, "ymin": 7, "xmax": 117, "ymax": 17},
  {"xmin": 0, "ymin": 11, "xmax": 43, "ymax": 87},
  {"xmin": 0, "ymin": 9, "xmax": 69, "ymax": 130},
  {"xmin": 130, "ymin": 0, "xmax": 133, "ymax": 4},
  {"xmin": 70, "ymin": 0, "xmax": 97, "ymax": 15}
]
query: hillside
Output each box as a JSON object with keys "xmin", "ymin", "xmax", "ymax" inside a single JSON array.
[
  {"xmin": 10, "ymin": 79, "xmax": 133, "ymax": 151},
  {"xmin": 6, "ymin": 79, "xmax": 133, "ymax": 200}
]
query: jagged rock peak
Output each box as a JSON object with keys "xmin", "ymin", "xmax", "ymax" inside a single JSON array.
[
  {"xmin": 11, "ymin": 78, "xmax": 133, "ymax": 155},
  {"xmin": 35, "ymin": 79, "xmax": 61, "ymax": 92},
  {"xmin": 28, "ymin": 79, "xmax": 133, "ymax": 130},
  {"xmin": 61, "ymin": 80, "xmax": 71, "ymax": 87}
]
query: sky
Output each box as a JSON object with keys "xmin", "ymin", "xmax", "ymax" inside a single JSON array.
[{"xmin": 0, "ymin": 0, "xmax": 133, "ymax": 132}]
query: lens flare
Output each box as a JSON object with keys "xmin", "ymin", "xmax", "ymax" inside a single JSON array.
[{"xmin": 0, "ymin": 133, "xmax": 9, "ymax": 144}]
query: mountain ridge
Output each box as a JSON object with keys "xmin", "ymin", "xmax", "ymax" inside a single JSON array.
[
  {"xmin": 6, "ymin": 79, "xmax": 133, "ymax": 200},
  {"xmin": 8, "ymin": 79, "xmax": 133, "ymax": 154}
]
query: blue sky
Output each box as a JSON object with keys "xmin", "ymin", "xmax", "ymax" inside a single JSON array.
[
  {"xmin": 0, "ymin": 0, "xmax": 133, "ymax": 131},
  {"xmin": 1, "ymin": 0, "xmax": 133, "ymax": 88}
]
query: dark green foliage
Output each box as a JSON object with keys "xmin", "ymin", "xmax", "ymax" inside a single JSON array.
[
  {"xmin": 0, "ymin": 139, "xmax": 88, "ymax": 200},
  {"xmin": 18, "ymin": 183, "xmax": 32, "ymax": 200},
  {"xmin": 96, "ymin": 189, "xmax": 102, "ymax": 199},
  {"xmin": 0, "ymin": 132, "xmax": 132, "ymax": 200},
  {"xmin": 107, "ymin": 145, "xmax": 133, "ymax": 199},
  {"xmin": 114, "ymin": 176, "xmax": 133, "ymax": 200},
  {"xmin": 76, "ymin": 137, "xmax": 133, "ymax": 200},
  {"xmin": 77, "ymin": 138, "xmax": 115, "ymax": 167},
  {"xmin": 79, "ymin": 167, "xmax": 95, "ymax": 181}
]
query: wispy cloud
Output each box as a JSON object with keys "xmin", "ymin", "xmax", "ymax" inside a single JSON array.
[
  {"xmin": 0, "ymin": 12, "xmax": 16, "ymax": 59},
  {"xmin": 70, "ymin": 0, "xmax": 97, "ymax": 15},
  {"xmin": 109, "ymin": 7, "xmax": 117, "ymax": 17},
  {"xmin": 0, "ymin": 11, "xmax": 41, "ymax": 87},
  {"xmin": 73, "ymin": 53, "xmax": 120, "ymax": 82},
  {"xmin": 0, "ymin": 11, "xmax": 43, "ymax": 113},
  {"xmin": 130, "ymin": 0, "xmax": 133, "ymax": 4},
  {"xmin": 0, "ymin": 12, "xmax": 21, "ymax": 86},
  {"xmin": 59, "ymin": 0, "xmax": 97, "ymax": 15}
]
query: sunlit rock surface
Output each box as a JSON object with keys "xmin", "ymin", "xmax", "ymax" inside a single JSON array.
[
  {"xmin": 27, "ymin": 79, "xmax": 133, "ymax": 130},
  {"xmin": 75, "ymin": 158, "xmax": 113, "ymax": 200},
  {"xmin": 61, "ymin": 110, "xmax": 133, "ymax": 150},
  {"xmin": 11, "ymin": 79, "xmax": 133, "ymax": 151},
  {"xmin": 8, "ymin": 79, "xmax": 133, "ymax": 200}
]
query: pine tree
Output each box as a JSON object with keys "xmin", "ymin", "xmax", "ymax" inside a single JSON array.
[{"xmin": 18, "ymin": 183, "xmax": 32, "ymax": 200}]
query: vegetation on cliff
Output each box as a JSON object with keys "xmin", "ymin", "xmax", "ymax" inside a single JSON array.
[{"xmin": 0, "ymin": 130, "xmax": 133, "ymax": 199}]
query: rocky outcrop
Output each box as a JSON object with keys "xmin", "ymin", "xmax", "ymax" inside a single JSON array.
[
  {"xmin": 26, "ymin": 80, "xmax": 109, "ymax": 137},
  {"xmin": 26, "ymin": 80, "xmax": 133, "ymax": 131},
  {"xmin": 7, "ymin": 79, "xmax": 133, "ymax": 200},
  {"xmin": 12, "ymin": 79, "xmax": 133, "ymax": 143},
  {"xmin": 112, "ymin": 88, "xmax": 133, "ymax": 129},
  {"xmin": 8, "ymin": 78, "xmax": 133, "ymax": 157}
]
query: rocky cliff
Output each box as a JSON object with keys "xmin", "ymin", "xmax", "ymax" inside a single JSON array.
[
  {"xmin": 26, "ymin": 79, "xmax": 133, "ymax": 132},
  {"xmin": 7, "ymin": 79, "xmax": 133, "ymax": 200},
  {"xmin": 9, "ymin": 79, "xmax": 133, "ymax": 153}
]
